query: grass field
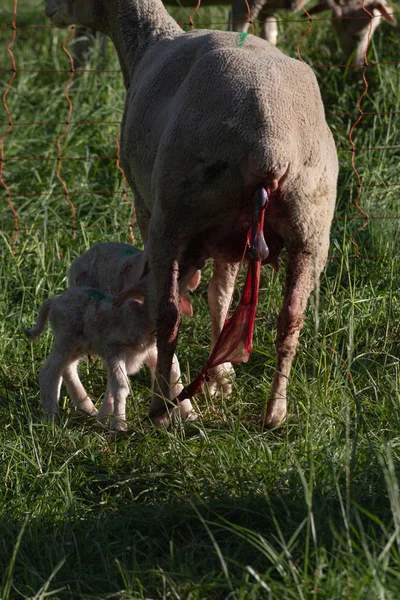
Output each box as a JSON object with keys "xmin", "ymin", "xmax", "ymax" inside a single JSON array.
[{"xmin": 1, "ymin": 1, "xmax": 400, "ymax": 598}]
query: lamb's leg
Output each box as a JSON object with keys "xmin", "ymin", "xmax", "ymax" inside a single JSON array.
[
  {"xmin": 207, "ymin": 260, "xmax": 239, "ymax": 397},
  {"xmin": 97, "ymin": 381, "xmax": 114, "ymax": 422},
  {"xmin": 108, "ymin": 360, "xmax": 130, "ymax": 432},
  {"xmin": 39, "ymin": 349, "xmax": 71, "ymax": 418},
  {"xmin": 62, "ymin": 360, "xmax": 98, "ymax": 416},
  {"xmin": 264, "ymin": 251, "xmax": 322, "ymax": 428}
]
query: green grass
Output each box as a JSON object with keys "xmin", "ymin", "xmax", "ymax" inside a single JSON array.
[{"xmin": 1, "ymin": 1, "xmax": 400, "ymax": 598}]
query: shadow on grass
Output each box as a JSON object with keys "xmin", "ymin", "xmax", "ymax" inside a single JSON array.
[{"xmin": 1, "ymin": 466, "xmax": 398, "ymax": 599}]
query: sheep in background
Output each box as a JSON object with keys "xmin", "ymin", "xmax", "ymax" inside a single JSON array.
[
  {"xmin": 169, "ymin": 0, "xmax": 396, "ymax": 61},
  {"xmin": 25, "ymin": 281, "xmax": 196, "ymax": 430},
  {"xmin": 45, "ymin": 0, "xmax": 338, "ymax": 429},
  {"xmin": 70, "ymin": 1, "xmax": 397, "ymax": 68},
  {"xmin": 307, "ymin": 0, "xmax": 397, "ymax": 64}
]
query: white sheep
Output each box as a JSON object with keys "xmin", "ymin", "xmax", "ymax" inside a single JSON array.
[
  {"xmin": 45, "ymin": 0, "xmax": 338, "ymax": 429},
  {"xmin": 25, "ymin": 281, "xmax": 196, "ymax": 430}
]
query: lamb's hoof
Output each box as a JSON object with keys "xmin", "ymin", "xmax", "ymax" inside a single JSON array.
[
  {"xmin": 78, "ymin": 398, "xmax": 98, "ymax": 416},
  {"xmin": 207, "ymin": 364, "xmax": 236, "ymax": 398},
  {"xmin": 110, "ymin": 417, "xmax": 128, "ymax": 432},
  {"xmin": 262, "ymin": 399, "xmax": 287, "ymax": 429},
  {"xmin": 96, "ymin": 413, "xmax": 108, "ymax": 423},
  {"xmin": 80, "ymin": 405, "xmax": 98, "ymax": 417}
]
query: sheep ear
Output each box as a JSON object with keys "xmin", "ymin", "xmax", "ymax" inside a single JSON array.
[
  {"xmin": 374, "ymin": 1, "xmax": 397, "ymax": 24},
  {"xmin": 180, "ymin": 293, "xmax": 193, "ymax": 316},
  {"xmin": 137, "ymin": 244, "xmax": 150, "ymax": 280},
  {"xmin": 113, "ymin": 283, "xmax": 146, "ymax": 308},
  {"xmin": 186, "ymin": 269, "xmax": 201, "ymax": 292}
]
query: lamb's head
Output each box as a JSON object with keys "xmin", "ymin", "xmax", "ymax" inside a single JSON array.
[
  {"xmin": 114, "ymin": 280, "xmax": 195, "ymax": 317},
  {"xmin": 44, "ymin": 0, "xmax": 105, "ymax": 31},
  {"xmin": 310, "ymin": 0, "xmax": 397, "ymax": 63}
]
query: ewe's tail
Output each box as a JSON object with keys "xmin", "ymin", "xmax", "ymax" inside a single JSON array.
[{"xmin": 25, "ymin": 299, "xmax": 52, "ymax": 340}]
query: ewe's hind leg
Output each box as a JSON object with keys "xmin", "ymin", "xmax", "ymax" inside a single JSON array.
[
  {"xmin": 62, "ymin": 360, "xmax": 97, "ymax": 416},
  {"xmin": 108, "ymin": 360, "xmax": 130, "ymax": 432},
  {"xmin": 207, "ymin": 260, "xmax": 239, "ymax": 397},
  {"xmin": 264, "ymin": 251, "xmax": 324, "ymax": 428},
  {"xmin": 133, "ymin": 185, "xmax": 151, "ymax": 244},
  {"xmin": 146, "ymin": 349, "xmax": 197, "ymax": 422},
  {"xmin": 147, "ymin": 227, "xmax": 182, "ymax": 426}
]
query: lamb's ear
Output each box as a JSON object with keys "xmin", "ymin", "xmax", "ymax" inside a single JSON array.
[
  {"xmin": 186, "ymin": 269, "xmax": 201, "ymax": 292},
  {"xmin": 179, "ymin": 293, "xmax": 193, "ymax": 317},
  {"xmin": 374, "ymin": 1, "xmax": 397, "ymax": 24},
  {"xmin": 137, "ymin": 244, "xmax": 150, "ymax": 280},
  {"xmin": 113, "ymin": 283, "xmax": 146, "ymax": 308}
]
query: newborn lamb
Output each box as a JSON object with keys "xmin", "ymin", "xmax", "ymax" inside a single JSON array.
[{"xmin": 26, "ymin": 243, "xmax": 198, "ymax": 430}]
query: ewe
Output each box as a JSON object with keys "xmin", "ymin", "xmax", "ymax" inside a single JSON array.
[{"xmin": 45, "ymin": 0, "xmax": 338, "ymax": 428}]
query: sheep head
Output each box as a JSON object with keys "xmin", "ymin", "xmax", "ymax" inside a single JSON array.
[{"xmin": 44, "ymin": 0, "xmax": 107, "ymax": 32}]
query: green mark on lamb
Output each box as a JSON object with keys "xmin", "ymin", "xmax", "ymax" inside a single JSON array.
[
  {"xmin": 121, "ymin": 246, "xmax": 140, "ymax": 257},
  {"xmin": 87, "ymin": 289, "xmax": 109, "ymax": 302},
  {"xmin": 236, "ymin": 32, "xmax": 248, "ymax": 47}
]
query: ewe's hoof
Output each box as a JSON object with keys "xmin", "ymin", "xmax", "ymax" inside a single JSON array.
[
  {"xmin": 110, "ymin": 417, "xmax": 128, "ymax": 432},
  {"xmin": 207, "ymin": 364, "xmax": 236, "ymax": 398},
  {"xmin": 173, "ymin": 398, "xmax": 199, "ymax": 423},
  {"xmin": 43, "ymin": 411, "xmax": 59, "ymax": 425},
  {"xmin": 207, "ymin": 379, "xmax": 233, "ymax": 398},
  {"xmin": 151, "ymin": 411, "xmax": 172, "ymax": 428},
  {"xmin": 151, "ymin": 399, "xmax": 199, "ymax": 427}
]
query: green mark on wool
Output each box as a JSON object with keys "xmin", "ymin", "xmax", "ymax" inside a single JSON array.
[
  {"xmin": 87, "ymin": 289, "xmax": 110, "ymax": 302},
  {"xmin": 121, "ymin": 246, "xmax": 140, "ymax": 257},
  {"xmin": 236, "ymin": 32, "xmax": 248, "ymax": 47}
]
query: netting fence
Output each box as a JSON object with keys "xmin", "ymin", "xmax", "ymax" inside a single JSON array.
[{"xmin": 1, "ymin": 0, "xmax": 400, "ymax": 260}]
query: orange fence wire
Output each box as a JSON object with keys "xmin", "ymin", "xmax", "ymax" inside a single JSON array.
[
  {"xmin": 55, "ymin": 26, "xmax": 76, "ymax": 241},
  {"xmin": 0, "ymin": 0, "xmax": 18, "ymax": 252},
  {"xmin": 1, "ymin": 5, "xmax": 399, "ymax": 259}
]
